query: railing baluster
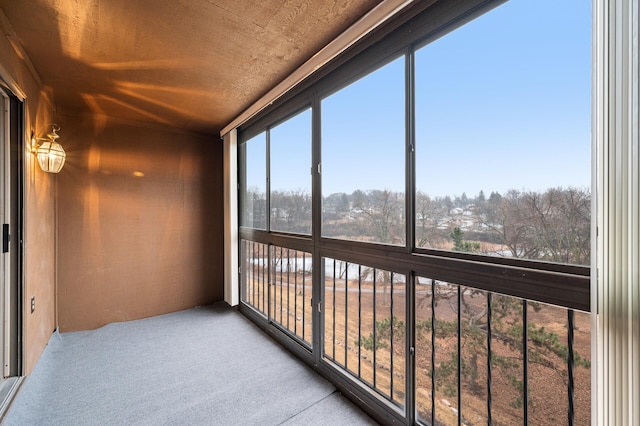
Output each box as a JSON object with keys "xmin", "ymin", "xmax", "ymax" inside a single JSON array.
[
  {"xmin": 523, "ymin": 299, "xmax": 529, "ymax": 424},
  {"xmin": 487, "ymin": 292, "xmax": 493, "ymax": 425},
  {"xmin": 390, "ymin": 272, "xmax": 395, "ymax": 401},
  {"xmin": 272, "ymin": 246, "xmax": 276, "ymax": 321},
  {"xmin": 258, "ymin": 242, "xmax": 261, "ymax": 312},
  {"xmin": 253, "ymin": 242, "xmax": 257, "ymax": 310},
  {"xmin": 263, "ymin": 244, "xmax": 267, "ymax": 316},
  {"xmin": 258, "ymin": 244, "xmax": 268, "ymax": 321},
  {"xmin": 280, "ymin": 246, "xmax": 284, "ymax": 324},
  {"xmin": 358, "ymin": 264, "xmax": 362, "ymax": 378},
  {"xmin": 268, "ymin": 245, "xmax": 270, "ymax": 314},
  {"xmin": 457, "ymin": 285, "xmax": 461, "ymax": 426},
  {"xmin": 241, "ymin": 241, "xmax": 245, "ymax": 302},
  {"xmin": 373, "ymin": 269, "xmax": 377, "ymax": 389},
  {"xmin": 266, "ymin": 244, "xmax": 269, "ymax": 314},
  {"xmin": 265, "ymin": 243, "xmax": 268, "ymax": 314},
  {"xmin": 568, "ymin": 309, "xmax": 575, "ymax": 426},
  {"xmin": 254, "ymin": 242, "xmax": 257, "ymax": 310},
  {"xmin": 331, "ymin": 259, "xmax": 336, "ymax": 361},
  {"xmin": 302, "ymin": 253, "xmax": 306, "ymax": 342},
  {"xmin": 344, "ymin": 262, "xmax": 349, "ymax": 369},
  {"xmin": 259, "ymin": 242, "xmax": 262, "ymax": 313},
  {"xmin": 294, "ymin": 250, "xmax": 298, "ymax": 335},
  {"xmin": 267, "ymin": 246, "xmax": 278, "ymax": 321},
  {"xmin": 249, "ymin": 241, "xmax": 253, "ymax": 307},
  {"xmin": 431, "ymin": 278, "xmax": 436, "ymax": 426},
  {"xmin": 286, "ymin": 248, "xmax": 290, "ymax": 329},
  {"xmin": 271, "ymin": 245, "xmax": 274, "ymax": 319}
]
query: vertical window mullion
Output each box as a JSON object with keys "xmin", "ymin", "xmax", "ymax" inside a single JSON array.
[
  {"xmin": 265, "ymin": 129, "xmax": 270, "ymax": 232},
  {"xmin": 406, "ymin": 272, "xmax": 416, "ymax": 425},
  {"xmin": 406, "ymin": 47, "xmax": 417, "ymax": 426},
  {"xmin": 406, "ymin": 48, "xmax": 415, "ymax": 254},
  {"xmin": 312, "ymin": 96, "xmax": 322, "ymax": 363}
]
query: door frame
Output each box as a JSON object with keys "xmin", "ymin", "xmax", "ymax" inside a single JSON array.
[{"xmin": 0, "ymin": 80, "xmax": 25, "ymax": 380}]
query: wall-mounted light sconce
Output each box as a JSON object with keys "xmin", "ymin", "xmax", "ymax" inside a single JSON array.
[{"xmin": 31, "ymin": 124, "xmax": 66, "ymax": 173}]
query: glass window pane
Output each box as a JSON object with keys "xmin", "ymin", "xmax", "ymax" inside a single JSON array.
[
  {"xmin": 241, "ymin": 132, "xmax": 266, "ymax": 229},
  {"xmin": 322, "ymin": 57, "xmax": 406, "ymax": 245},
  {"xmin": 573, "ymin": 310, "xmax": 591, "ymax": 425},
  {"xmin": 323, "ymin": 258, "xmax": 406, "ymax": 408},
  {"xmin": 415, "ymin": 0, "xmax": 590, "ymax": 265},
  {"xmin": 270, "ymin": 109, "xmax": 312, "ymax": 234},
  {"xmin": 240, "ymin": 239, "xmax": 269, "ymax": 317},
  {"xmin": 415, "ymin": 276, "xmax": 433, "ymax": 424},
  {"xmin": 269, "ymin": 245, "xmax": 313, "ymax": 346}
]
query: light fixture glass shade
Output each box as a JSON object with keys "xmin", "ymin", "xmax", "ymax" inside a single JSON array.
[{"xmin": 36, "ymin": 140, "xmax": 66, "ymax": 173}]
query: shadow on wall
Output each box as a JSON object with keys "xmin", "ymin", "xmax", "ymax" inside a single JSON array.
[{"xmin": 55, "ymin": 115, "xmax": 223, "ymax": 332}]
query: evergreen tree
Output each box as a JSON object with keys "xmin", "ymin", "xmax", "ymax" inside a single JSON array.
[{"xmin": 450, "ymin": 226, "xmax": 480, "ymax": 252}]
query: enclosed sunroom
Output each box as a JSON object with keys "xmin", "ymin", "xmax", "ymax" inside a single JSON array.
[{"xmin": 0, "ymin": 0, "xmax": 637, "ymax": 424}]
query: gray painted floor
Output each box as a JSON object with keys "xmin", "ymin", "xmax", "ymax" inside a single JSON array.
[{"xmin": 2, "ymin": 303, "xmax": 377, "ymax": 425}]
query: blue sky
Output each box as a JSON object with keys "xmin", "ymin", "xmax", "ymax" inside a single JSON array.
[
  {"xmin": 270, "ymin": 109, "xmax": 312, "ymax": 194},
  {"xmin": 256, "ymin": 0, "xmax": 591, "ymax": 199}
]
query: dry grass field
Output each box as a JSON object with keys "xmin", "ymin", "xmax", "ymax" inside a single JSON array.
[{"xmin": 246, "ymin": 263, "xmax": 590, "ymax": 426}]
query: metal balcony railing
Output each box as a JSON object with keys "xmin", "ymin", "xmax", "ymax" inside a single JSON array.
[
  {"xmin": 241, "ymin": 240, "xmax": 312, "ymax": 346},
  {"xmin": 239, "ymin": 238, "xmax": 590, "ymax": 425},
  {"xmin": 323, "ymin": 258, "xmax": 406, "ymax": 407}
]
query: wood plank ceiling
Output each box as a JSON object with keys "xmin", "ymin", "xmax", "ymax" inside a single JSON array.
[{"xmin": 0, "ymin": 0, "xmax": 379, "ymax": 134}]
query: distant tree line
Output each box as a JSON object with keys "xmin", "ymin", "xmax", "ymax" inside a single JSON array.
[{"xmin": 246, "ymin": 186, "xmax": 590, "ymax": 266}]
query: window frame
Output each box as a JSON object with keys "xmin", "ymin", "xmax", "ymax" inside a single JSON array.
[
  {"xmin": 236, "ymin": 0, "xmax": 591, "ymax": 422},
  {"xmin": 238, "ymin": 6, "xmax": 590, "ymax": 308}
]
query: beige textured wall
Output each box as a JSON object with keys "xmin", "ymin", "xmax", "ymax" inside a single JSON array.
[
  {"xmin": 24, "ymin": 137, "xmax": 56, "ymax": 375},
  {"xmin": 56, "ymin": 115, "xmax": 223, "ymax": 332},
  {"xmin": 0, "ymin": 16, "xmax": 57, "ymax": 373}
]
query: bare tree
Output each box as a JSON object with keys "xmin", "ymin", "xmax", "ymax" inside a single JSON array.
[
  {"xmin": 528, "ymin": 187, "xmax": 590, "ymax": 264},
  {"xmin": 244, "ymin": 186, "xmax": 266, "ymax": 228},
  {"xmin": 271, "ymin": 189, "xmax": 311, "ymax": 233},
  {"xmin": 479, "ymin": 187, "xmax": 590, "ymax": 265},
  {"xmin": 416, "ymin": 191, "xmax": 448, "ymax": 248},
  {"xmin": 352, "ymin": 189, "xmax": 405, "ymax": 305},
  {"xmin": 352, "ymin": 189, "xmax": 405, "ymax": 245}
]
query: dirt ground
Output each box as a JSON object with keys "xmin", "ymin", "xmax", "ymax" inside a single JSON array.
[{"xmin": 246, "ymin": 266, "xmax": 590, "ymax": 426}]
